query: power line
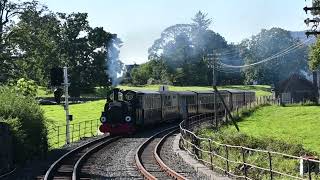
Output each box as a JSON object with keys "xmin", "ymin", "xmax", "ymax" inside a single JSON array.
[{"xmin": 217, "ymin": 38, "xmax": 310, "ymax": 69}]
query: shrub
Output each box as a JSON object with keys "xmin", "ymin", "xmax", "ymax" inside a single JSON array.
[
  {"xmin": 0, "ymin": 87, "xmax": 48, "ymax": 163},
  {"xmin": 14, "ymin": 78, "xmax": 38, "ymax": 97}
]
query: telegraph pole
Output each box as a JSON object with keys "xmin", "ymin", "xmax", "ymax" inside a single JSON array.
[
  {"xmin": 304, "ymin": 4, "xmax": 320, "ymax": 37},
  {"xmin": 63, "ymin": 67, "xmax": 71, "ymax": 144},
  {"xmin": 207, "ymin": 53, "xmax": 218, "ymax": 128},
  {"xmin": 206, "ymin": 53, "xmax": 240, "ymax": 131}
]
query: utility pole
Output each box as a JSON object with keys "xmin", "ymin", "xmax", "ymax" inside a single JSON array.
[
  {"xmin": 207, "ymin": 53, "xmax": 218, "ymax": 128},
  {"xmin": 206, "ymin": 53, "xmax": 240, "ymax": 131},
  {"xmin": 304, "ymin": 4, "xmax": 320, "ymax": 37},
  {"xmin": 63, "ymin": 67, "xmax": 71, "ymax": 144}
]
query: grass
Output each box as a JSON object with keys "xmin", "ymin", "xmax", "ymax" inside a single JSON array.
[
  {"xmin": 42, "ymin": 100, "xmax": 106, "ymax": 148},
  {"xmin": 42, "ymin": 100, "xmax": 106, "ymax": 126},
  {"xmin": 194, "ymin": 105, "xmax": 320, "ymax": 179},
  {"xmin": 224, "ymin": 105, "xmax": 320, "ymax": 154},
  {"xmin": 118, "ymin": 84, "xmax": 271, "ymax": 97}
]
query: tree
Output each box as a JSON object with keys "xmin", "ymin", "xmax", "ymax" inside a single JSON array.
[
  {"xmin": 147, "ymin": 11, "xmax": 229, "ymax": 86},
  {"xmin": 240, "ymin": 28, "xmax": 308, "ymax": 84},
  {"xmin": 192, "ymin": 11, "xmax": 212, "ymax": 30},
  {"xmin": 309, "ymin": 37, "xmax": 320, "ymax": 70},
  {"xmin": 0, "ymin": 0, "xmax": 45, "ymax": 83}
]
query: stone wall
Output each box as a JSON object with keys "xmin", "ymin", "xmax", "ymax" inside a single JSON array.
[{"xmin": 0, "ymin": 122, "xmax": 13, "ymax": 175}]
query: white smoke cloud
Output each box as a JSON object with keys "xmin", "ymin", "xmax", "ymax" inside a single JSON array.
[{"xmin": 106, "ymin": 35, "xmax": 126, "ymax": 86}]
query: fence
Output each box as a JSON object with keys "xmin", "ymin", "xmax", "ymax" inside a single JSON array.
[
  {"xmin": 48, "ymin": 119, "xmax": 101, "ymax": 148},
  {"xmin": 179, "ymin": 96, "xmax": 320, "ymax": 180}
]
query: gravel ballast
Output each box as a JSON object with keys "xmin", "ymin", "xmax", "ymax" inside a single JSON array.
[{"xmin": 159, "ymin": 132, "xmax": 208, "ymax": 179}]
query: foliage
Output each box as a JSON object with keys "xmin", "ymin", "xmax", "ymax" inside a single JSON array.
[
  {"xmin": 144, "ymin": 11, "xmax": 236, "ymax": 86},
  {"xmin": 0, "ymin": 0, "xmax": 45, "ymax": 83},
  {"xmin": 311, "ymin": 0, "xmax": 320, "ymax": 15},
  {"xmin": 240, "ymin": 28, "xmax": 308, "ymax": 84},
  {"xmin": 14, "ymin": 78, "xmax": 38, "ymax": 97},
  {"xmin": 0, "ymin": 0, "xmax": 122, "ymax": 96},
  {"xmin": 130, "ymin": 60, "xmax": 171, "ymax": 85},
  {"xmin": 0, "ymin": 87, "xmax": 48, "ymax": 163},
  {"xmin": 309, "ymin": 37, "xmax": 320, "ymax": 70}
]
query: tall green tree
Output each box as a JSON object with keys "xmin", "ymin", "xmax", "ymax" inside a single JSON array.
[
  {"xmin": 0, "ymin": 0, "xmax": 44, "ymax": 83},
  {"xmin": 240, "ymin": 28, "xmax": 308, "ymax": 84},
  {"xmin": 147, "ymin": 11, "xmax": 228, "ymax": 86}
]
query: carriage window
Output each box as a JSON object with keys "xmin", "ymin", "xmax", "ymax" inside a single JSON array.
[
  {"xmin": 187, "ymin": 96, "xmax": 195, "ymax": 104},
  {"xmin": 164, "ymin": 95, "xmax": 172, "ymax": 106}
]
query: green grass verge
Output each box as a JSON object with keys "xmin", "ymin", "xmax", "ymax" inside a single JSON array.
[
  {"xmin": 225, "ymin": 105, "xmax": 320, "ymax": 154},
  {"xmin": 194, "ymin": 105, "xmax": 320, "ymax": 179},
  {"xmin": 42, "ymin": 100, "xmax": 106, "ymax": 148},
  {"xmin": 118, "ymin": 84, "xmax": 271, "ymax": 97}
]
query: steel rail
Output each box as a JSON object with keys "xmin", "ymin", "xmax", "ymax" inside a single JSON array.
[
  {"xmin": 135, "ymin": 126, "xmax": 185, "ymax": 180},
  {"xmin": 44, "ymin": 135, "xmax": 119, "ymax": 180},
  {"xmin": 154, "ymin": 129, "xmax": 187, "ymax": 180},
  {"xmin": 72, "ymin": 136, "xmax": 121, "ymax": 180}
]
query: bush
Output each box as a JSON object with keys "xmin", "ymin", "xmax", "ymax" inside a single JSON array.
[
  {"xmin": 14, "ymin": 78, "xmax": 38, "ymax": 97},
  {"xmin": 0, "ymin": 87, "xmax": 48, "ymax": 163}
]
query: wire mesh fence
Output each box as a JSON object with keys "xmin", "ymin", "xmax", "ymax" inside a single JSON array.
[
  {"xmin": 48, "ymin": 119, "xmax": 100, "ymax": 148},
  {"xmin": 179, "ymin": 96, "xmax": 320, "ymax": 180}
]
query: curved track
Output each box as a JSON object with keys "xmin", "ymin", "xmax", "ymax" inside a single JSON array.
[
  {"xmin": 135, "ymin": 126, "xmax": 187, "ymax": 180},
  {"xmin": 44, "ymin": 135, "xmax": 121, "ymax": 180}
]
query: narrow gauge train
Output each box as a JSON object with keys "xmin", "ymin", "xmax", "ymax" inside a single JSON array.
[{"xmin": 99, "ymin": 88, "xmax": 255, "ymax": 135}]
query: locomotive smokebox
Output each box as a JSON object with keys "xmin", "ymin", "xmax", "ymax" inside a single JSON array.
[{"xmin": 113, "ymin": 88, "xmax": 120, "ymax": 101}]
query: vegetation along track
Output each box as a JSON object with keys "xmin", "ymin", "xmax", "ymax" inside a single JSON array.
[
  {"xmin": 135, "ymin": 126, "xmax": 187, "ymax": 180},
  {"xmin": 43, "ymin": 135, "xmax": 121, "ymax": 180}
]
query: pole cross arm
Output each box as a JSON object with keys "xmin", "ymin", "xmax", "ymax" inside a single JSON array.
[
  {"xmin": 303, "ymin": 6, "xmax": 320, "ymax": 14},
  {"xmin": 305, "ymin": 31, "xmax": 320, "ymax": 37}
]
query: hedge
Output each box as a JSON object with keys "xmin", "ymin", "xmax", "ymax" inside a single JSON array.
[{"xmin": 0, "ymin": 87, "xmax": 48, "ymax": 163}]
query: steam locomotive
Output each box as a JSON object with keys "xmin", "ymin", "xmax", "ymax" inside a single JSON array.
[{"xmin": 99, "ymin": 88, "xmax": 255, "ymax": 135}]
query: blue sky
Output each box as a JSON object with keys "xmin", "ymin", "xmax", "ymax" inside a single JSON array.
[{"xmin": 38, "ymin": 0, "xmax": 312, "ymax": 64}]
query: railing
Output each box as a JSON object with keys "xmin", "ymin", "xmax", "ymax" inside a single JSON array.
[
  {"xmin": 48, "ymin": 119, "xmax": 101, "ymax": 148},
  {"xmin": 179, "ymin": 96, "xmax": 320, "ymax": 180}
]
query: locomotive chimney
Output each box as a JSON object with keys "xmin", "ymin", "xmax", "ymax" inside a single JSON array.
[{"xmin": 113, "ymin": 88, "xmax": 119, "ymax": 101}]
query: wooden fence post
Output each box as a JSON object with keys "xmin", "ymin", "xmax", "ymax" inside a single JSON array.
[
  {"xmin": 57, "ymin": 126, "xmax": 60, "ymax": 146},
  {"xmin": 91, "ymin": 120, "xmax": 93, "ymax": 136},
  {"xmin": 71, "ymin": 124, "xmax": 74, "ymax": 142},
  {"xmin": 225, "ymin": 145, "xmax": 229, "ymax": 175},
  {"xmin": 242, "ymin": 147, "xmax": 248, "ymax": 179},
  {"xmin": 78, "ymin": 123, "xmax": 80, "ymax": 140},
  {"xmin": 209, "ymin": 139, "xmax": 213, "ymax": 170},
  {"xmin": 268, "ymin": 151, "xmax": 273, "ymax": 180}
]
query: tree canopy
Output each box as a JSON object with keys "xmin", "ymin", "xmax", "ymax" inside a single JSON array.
[
  {"xmin": 240, "ymin": 28, "xmax": 308, "ymax": 84},
  {"xmin": 0, "ymin": 0, "xmax": 123, "ymax": 96}
]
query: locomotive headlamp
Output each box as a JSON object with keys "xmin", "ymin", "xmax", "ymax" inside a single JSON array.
[
  {"xmin": 125, "ymin": 116, "xmax": 132, "ymax": 122},
  {"xmin": 100, "ymin": 116, "xmax": 107, "ymax": 123},
  {"xmin": 125, "ymin": 92, "xmax": 134, "ymax": 101}
]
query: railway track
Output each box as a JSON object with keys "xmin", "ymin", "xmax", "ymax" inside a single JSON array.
[
  {"xmin": 43, "ymin": 135, "xmax": 121, "ymax": 180},
  {"xmin": 135, "ymin": 126, "xmax": 187, "ymax": 180}
]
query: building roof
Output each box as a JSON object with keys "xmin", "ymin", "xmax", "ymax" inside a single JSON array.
[{"xmin": 277, "ymin": 73, "xmax": 317, "ymax": 93}]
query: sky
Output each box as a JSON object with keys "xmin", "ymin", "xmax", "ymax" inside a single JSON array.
[{"xmin": 37, "ymin": 0, "xmax": 312, "ymax": 64}]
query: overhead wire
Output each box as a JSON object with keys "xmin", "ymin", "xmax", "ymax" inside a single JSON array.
[{"xmin": 217, "ymin": 38, "xmax": 311, "ymax": 68}]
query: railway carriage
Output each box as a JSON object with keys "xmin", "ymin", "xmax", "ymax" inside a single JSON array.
[
  {"xmin": 177, "ymin": 91, "xmax": 198, "ymax": 118},
  {"xmin": 99, "ymin": 88, "xmax": 256, "ymax": 135},
  {"xmin": 195, "ymin": 91, "xmax": 215, "ymax": 114}
]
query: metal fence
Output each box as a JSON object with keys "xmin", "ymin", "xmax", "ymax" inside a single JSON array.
[
  {"xmin": 179, "ymin": 96, "xmax": 320, "ymax": 180},
  {"xmin": 48, "ymin": 119, "xmax": 101, "ymax": 148}
]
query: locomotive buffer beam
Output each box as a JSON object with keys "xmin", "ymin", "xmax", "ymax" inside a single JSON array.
[{"xmin": 213, "ymin": 86, "xmax": 240, "ymax": 131}]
